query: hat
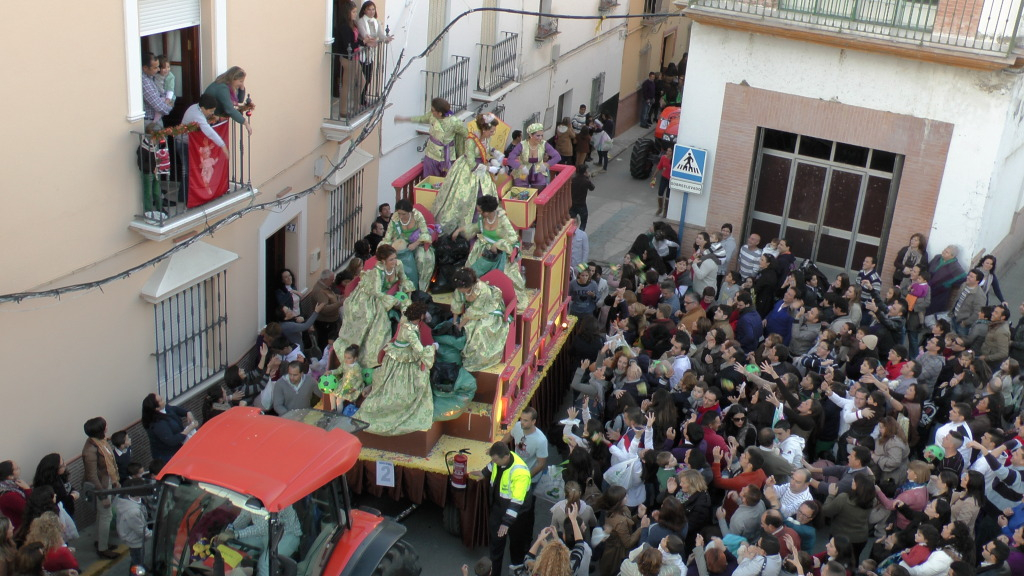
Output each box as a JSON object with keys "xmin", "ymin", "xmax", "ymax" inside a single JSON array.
[
  {"xmin": 576, "ymin": 263, "xmax": 589, "ymax": 273},
  {"xmin": 862, "ymin": 335, "xmax": 878, "ymax": 350},
  {"xmin": 527, "ymin": 123, "xmax": 544, "ymax": 134}
]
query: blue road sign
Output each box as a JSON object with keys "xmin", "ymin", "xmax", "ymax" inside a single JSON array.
[{"xmin": 669, "ymin": 144, "xmax": 707, "ymax": 194}]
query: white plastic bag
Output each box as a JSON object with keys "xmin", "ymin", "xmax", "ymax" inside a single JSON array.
[{"xmin": 603, "ymin": 457, "xmax": 641, "ymax": 489}]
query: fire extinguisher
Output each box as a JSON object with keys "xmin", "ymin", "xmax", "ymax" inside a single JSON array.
[{"xmin": 446, "ymin": 449, "xmax": 472, "ymax": 490}]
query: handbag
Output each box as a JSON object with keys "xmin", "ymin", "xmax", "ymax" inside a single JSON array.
[{"xmin": 583, "ymin": 477, "xmax": 602, "ymax": 505}]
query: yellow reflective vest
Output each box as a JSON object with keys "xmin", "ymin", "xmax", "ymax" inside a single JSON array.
[{"xmin": 488, "ymin": 451, "xmax": 532, "ymax": 526}]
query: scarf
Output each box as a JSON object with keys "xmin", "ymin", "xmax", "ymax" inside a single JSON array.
[
  {"xmin": 91, "ymin": 437, "xmax": 118, "ymax": 488},
  {"xmin": 896, "ymin": 480, "xmax": 924, "ymax": 495},
  {"xmin": 0, "ymin": 479, "xmax": 25, "ymax": 499}
]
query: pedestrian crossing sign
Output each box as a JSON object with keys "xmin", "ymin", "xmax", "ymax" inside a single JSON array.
[{"xmin": 670, "ymin": 144, "xmax": 707, "ymax": 194}]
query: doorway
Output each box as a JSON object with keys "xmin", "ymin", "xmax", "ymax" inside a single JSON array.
[
  {"xmin": 265, "ymin": 227, "xmax": 288, "ymax": 322},
  {"xmin": 745, "ymin": 128, "xmax": 902, "ymax": 278},
  {"xmin": 661, "ymin": 32, "xmax": 676, "ymax": 71}
]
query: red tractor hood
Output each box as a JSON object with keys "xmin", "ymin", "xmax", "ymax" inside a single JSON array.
[{"xmin": 158, "ymin": 407, "xmax": 362, "ymax": 512}]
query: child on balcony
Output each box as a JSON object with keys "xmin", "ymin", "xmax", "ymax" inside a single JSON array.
[
  {"xmin": 135, "ymin": 123, "xmax": 165, "ymax": 220},
  {"xmin": 155, "ymin": 55, "xmax": 176, "ymax": 112}
]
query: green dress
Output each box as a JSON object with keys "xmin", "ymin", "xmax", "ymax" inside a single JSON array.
[
  {"xmin": 358, "ymin": 320, "xmax": 436, "ymax": 435},
  {"xmin": 432, "ymin": 133, "xmax": 498, "ymax": 234},
  {"xmin": 464, "ymin": 208, "xmax": 529, "ymax": 308},
  {"xmin": 452, "ymin": 280, "xmax": 511, "ymax": 372},
  {"xmin": 381, "ymin": 209, "xmax": 435, "ymax": 292},
  {"xmin": 335, "ymin": 262, "xmax": 414, "ymax": 365},
  {"xmin": 411, "ymin": 113, "xmax": 468, "ymax": 177}
]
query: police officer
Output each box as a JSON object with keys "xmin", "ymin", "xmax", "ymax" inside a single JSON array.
[{"xmin": 483, "ymin": 441, "xmax": 533, "ymax": 576}]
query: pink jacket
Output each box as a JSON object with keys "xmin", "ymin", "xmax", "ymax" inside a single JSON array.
[{"xmin": 875, "ymin": 485, "xmax": 928, "ymax": 530}]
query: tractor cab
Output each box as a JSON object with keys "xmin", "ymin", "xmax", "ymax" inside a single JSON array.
[{"xmin": 151, "ymin": 408, "xmax": 418, "ymax": 576}]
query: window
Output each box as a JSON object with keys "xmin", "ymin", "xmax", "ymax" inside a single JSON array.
[
  {"xmin": 590, "ymin": 72, "xmax": 605, "ymax": 114},
  {"xmin": 522, "ymin": 112, "xmax": 540, "ymax": 134},
  {"xmin": 327, "ymin": 170, "xmax": 365, "ymax": 271},
  {"xmin": 154, "ymin": 272, "xmax": 229, "ymax": 399},
  {"xmin": 126, "ymin": 0, "xmax": 226, "ymax": 122}
]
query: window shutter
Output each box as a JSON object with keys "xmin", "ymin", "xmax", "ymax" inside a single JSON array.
[{"xmin": 138, "ymin": 0, "xmax": 201, "ymax": 36}]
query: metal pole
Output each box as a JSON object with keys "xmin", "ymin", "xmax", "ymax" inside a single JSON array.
[{"xmin": 677, "ymin": 190, "xmax": 688, "ymax": 245}]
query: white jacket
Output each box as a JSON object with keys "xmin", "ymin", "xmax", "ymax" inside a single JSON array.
[
  {"xmin": 899, "ymin": 548, "xmax": 953, "ymax": 576},
  {"xmin": 777, "ymin": 435, "xmax": 805, "ymax": 469}
]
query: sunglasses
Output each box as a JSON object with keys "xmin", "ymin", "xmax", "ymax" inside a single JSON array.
[{"xmin": 732, "ymin": 416, "xmax": 746, "ymax": 422}]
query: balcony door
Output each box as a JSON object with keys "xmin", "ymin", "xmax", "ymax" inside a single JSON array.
[
  {"xmin": 746, "ymin": 129, "xmax": 902, "ymax": 278},
  {"xmin": 141, "ymin": 25, "xmax": 202, "ymax": 126}
]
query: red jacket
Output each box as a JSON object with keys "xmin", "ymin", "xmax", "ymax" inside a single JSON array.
[{"xmin": 710, "ymin": 462, "xmax": 767, "ymax": 492}]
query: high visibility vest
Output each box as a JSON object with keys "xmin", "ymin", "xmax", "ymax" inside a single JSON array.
[{"xmin": 490, "ymin": 451, "xmax": 532, "ymax": 506}]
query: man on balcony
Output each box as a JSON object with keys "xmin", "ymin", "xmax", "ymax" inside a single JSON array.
[
  {"xmin": 176, "ymin": 94, "xmax": 229, "ymax": 206},
  {"xmin": 142, "ymin": 52, "xmax": 172, "ymax": 127}
]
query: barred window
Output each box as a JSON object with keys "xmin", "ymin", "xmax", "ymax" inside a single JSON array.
[
  {"xmin": 154, "ymin": 272, "xmax": 228, "ymax": 399},
  {"xmin": 327, "ymin": 169, "xmax": 365, "ymax": 271}
]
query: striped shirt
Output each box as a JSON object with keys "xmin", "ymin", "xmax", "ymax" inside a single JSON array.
[
  {"xmin": 738, "ymin": 245, "xmax": 762, "ymax": 279},
  {"xmin": 772, "ymin": 483, "xmax": 814, "ymax": 519}
]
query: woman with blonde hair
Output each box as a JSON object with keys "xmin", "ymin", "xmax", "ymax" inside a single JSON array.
[
  {"xmin": 0, "ymin": 515, "xmax": 15, "ymax": 576},
  {"xmin": 668, "ymin": 469, "xmax": 711, "ymax": 553},
  {"xmin": 529, "ymin": 531, "xmax": 571, "ymax": 576},
  {"xmin": 24, "ymin": 512, "xmax": 77, "ymax": 573},
  {"xmin": 203, "ymin": 66, "xmax": 252, "ymax": 134}
]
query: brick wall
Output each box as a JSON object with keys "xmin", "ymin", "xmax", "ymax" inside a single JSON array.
[{"xmin": 703, "ymin": 83, "xmax": 954, "ymax": 286}]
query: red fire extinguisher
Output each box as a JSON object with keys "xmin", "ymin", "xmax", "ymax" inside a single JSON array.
[{"xmin": 446, "ymin": 449, "xmax": 472, "ymax": 490}]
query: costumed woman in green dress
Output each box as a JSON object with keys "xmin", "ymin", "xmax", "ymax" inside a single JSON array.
[
  {"xmin": 380, "ymin": 199, "xmax": 435, "ymax": 291},
  {"xmin": 357, "ymin": 302, "xmax": 436, "ymax": 435},
  {"xmin": 335, "ymin": 244, "xmax": 414, "ymax": 365},
  {"xmin": 453, "ymin": 195, "xmax": 529, "ymax": 308},
  {"xmin": 432, "ymin": 113, "xmax": 503, "ymax": 234},
  {"xmin": 395, "ymin": 97, "xmax": 467, "ymax": 177},
  {"xmin": 450, "ymin": 268, "xmax": 512, "ymax": 372}
]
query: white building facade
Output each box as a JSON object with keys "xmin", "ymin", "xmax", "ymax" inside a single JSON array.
[{"xmin": 672, "ymin": 0, "xmax": 1024, "ymax": 281}]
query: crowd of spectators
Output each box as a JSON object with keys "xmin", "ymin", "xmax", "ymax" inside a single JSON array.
[{"xmin": 546, "ymin": 224, "xmax": 1024, "ymax": 576}]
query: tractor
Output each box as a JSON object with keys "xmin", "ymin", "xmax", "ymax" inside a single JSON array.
[
  {"xmin": 629, "ymin": 106, "xmax": 680, "ymax": 180},
  {"xmin": 143, "ymin": 407, "xmax": 419, "ymax": 576}
]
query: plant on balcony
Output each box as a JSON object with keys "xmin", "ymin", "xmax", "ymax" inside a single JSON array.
[{"xmin": 535, "ymin": 18, "xmax": 559, "ymax": 40}]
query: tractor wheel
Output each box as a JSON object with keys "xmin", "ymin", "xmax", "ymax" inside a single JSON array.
[
  {"xmin": 630, "ymin": 138, "xmax": 656, "ymax": 180},
  {"xmin": 442, "ymin": 500, "xmax": 461, "ymax": 536},
  {"xmin": 371, "ymin": 539, "xmax": 421, "ymax": 576}
]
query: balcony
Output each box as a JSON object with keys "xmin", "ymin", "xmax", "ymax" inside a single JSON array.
[
  {"xmin": 535, "ymin": 17, "xmax": 560, "ymax": 40},
  {"xmin": 425, "ymin": 55, "xmax": 470, "ymax": 114},
  {"xmin": 324, "ymin": 41, "xmax": 390, "ymax": 138},
  {"xmin": 644, "ymin": 0, "xmax": 671, "ymax": 23},
  {"xmin": 476, "ymin": 32, "xmax": 519, "ymax": 96},
  {"xmin": 684, "ymin": 0, "xmax": 1024, "ymax": 67},
  {"xmin": 129, "ymin": 121, "xmax": 256, "ymax": 242}
]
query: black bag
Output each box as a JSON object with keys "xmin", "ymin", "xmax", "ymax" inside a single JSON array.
[
  {"xmin": 431, "ymin": 264, "xmax": 458, "ymax": 294},
  {"xmin": 430, "ymin": 362, "xmax": 461, "ymax": 393},
  {"xmin": 434, "ymin": 234, "xmax": 470, "ymax": 266},
  {"xmin": 411, "ymin": 290, "xmax": 433, "ymax": 305},
  {"xmin": 480, "ymin": 248, "xmax": 501, "ymax": 262}
]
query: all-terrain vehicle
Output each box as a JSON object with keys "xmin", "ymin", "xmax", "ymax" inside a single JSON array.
[
  {"xmin": 629, "ymin": 106, "xmax": 680, "ymax": 180},
  {"xmin": 147, "ymin": 407, "xmax": 420, "ymax": 576}
]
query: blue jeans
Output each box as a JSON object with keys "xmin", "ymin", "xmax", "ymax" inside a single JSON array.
[{"xmin": 641, "ymin": 99, "xmax": 654, "ymax": 126}]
